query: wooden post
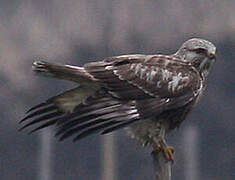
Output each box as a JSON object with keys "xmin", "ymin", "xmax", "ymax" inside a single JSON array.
[
  {"xmin": 38, "ymin": 129, "xmax": 53, "ymax": 180},
  {"xmin": 101, "ymin": 135, "xmax": 116, "ymax": 180},
  {"xmin": 152, "ymin": 150, "xmax": 172, "ymax": 180},
  {"xmin": 183, "ymin": 126, "xmax": 199, "ymax": 180}
]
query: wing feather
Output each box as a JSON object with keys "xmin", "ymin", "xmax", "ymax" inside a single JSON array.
[
  {"xmin": 19, "ymin": 111, "xmax": 63, "ymax": 131},
  {"xmin": 55, "ymin": 98, "xmax": 140, "ymax": 141},
  {"xmin": 26, "ymin": 102, "xmax": 52, "ymax": 114},
  {"xmin": 29, "ymin": 119, "xmax": 58, "ymax": 134},
  {"xmin": 85, "ymin": 55, "xmax": 201, "ymax": 101},
  {"xmin": 21, "ymin": 90, "xmax": 141, "ymax": 141},
  {"xmin": 20, "ymin": 105, "xmax": 57, "ymax": 123}
]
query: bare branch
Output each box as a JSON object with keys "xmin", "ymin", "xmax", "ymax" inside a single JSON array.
[{"xmin": 151, "ymin": 150, "xmax": 172, "ymax": 180}]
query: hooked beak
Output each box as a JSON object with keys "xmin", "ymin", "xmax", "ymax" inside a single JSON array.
[{"xmin": 208, "ymin": 50, "xmax": 216, "ymax": 60}]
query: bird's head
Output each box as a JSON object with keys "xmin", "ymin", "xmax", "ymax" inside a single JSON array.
[{"xmin": 175, "ymin": 38, "xmax": 216, "ymax": 77}]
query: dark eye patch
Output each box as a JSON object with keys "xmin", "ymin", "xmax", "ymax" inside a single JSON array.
[{"xmin": 194, "ymin": 48, "xmax": 207, "ymax": 54}]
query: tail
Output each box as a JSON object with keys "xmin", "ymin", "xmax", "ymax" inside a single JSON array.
[{"xmin": 32, "ymin": 61, "xmax": 95, "ymax": 83}]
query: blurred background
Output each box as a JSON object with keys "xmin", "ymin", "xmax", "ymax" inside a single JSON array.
[{"xmin": 0, "ymin": 0, "xmax": 234, "ymax": 180}]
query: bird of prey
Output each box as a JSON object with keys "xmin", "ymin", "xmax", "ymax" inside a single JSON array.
[{"xmin": 20, "ymin": 38, "xmax": 216, "ymax": 161}]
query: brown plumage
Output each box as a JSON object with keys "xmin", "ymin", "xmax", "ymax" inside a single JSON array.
[{"xmin": 20, "ymin": 38, "xmax": 216, "ymax": 160}]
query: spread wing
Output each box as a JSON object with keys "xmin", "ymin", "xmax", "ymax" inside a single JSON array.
[
  {"xmin": 20, "ymin": 88, "xmax": 140, "ymax": 142},
  {"xmin": 20, "ymin": 55, "xmax": 201, "ymax": 141}
]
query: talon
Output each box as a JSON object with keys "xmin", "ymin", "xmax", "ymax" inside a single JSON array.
[
  {"xmin": 163, "ymin": 146, "xmax": 174, "ymax": 162},
  {"xmin": 153, "ymin": 145, "xmax": 161, "ymax": 153},
  {"xmin": 153, "ymin": 145, "xmax": 174, "ymax": 162}
]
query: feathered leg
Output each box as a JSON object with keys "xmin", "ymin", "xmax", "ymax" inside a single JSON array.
[{"xmin": 153, "ymin": 126, "xmax": 174, "ymax": 162}]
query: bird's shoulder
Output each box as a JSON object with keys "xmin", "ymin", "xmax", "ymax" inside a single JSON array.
[
  {"xmin": 84, "ymin": 54, "xmax": 201, "ymax": 100},
  {"xmin": 86, "ymin": 53, "xmax": 192, "ymax": 70}
]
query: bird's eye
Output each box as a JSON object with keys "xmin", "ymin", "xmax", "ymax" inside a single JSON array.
[{"xmin": 194, "ymin": 48, "xmax": 207, "ymax": 54}]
